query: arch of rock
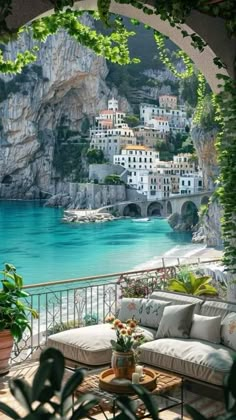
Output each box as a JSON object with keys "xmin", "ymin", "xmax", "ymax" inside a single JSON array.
[{"xmin": 7, "ymin": 0, "xmax": 236, "ymax": 92}]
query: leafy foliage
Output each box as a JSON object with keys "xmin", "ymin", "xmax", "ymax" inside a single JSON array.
[
  {"xmin": 0, "ymin": 347, "xmax": 159, "ymax": 419},
  {"xmin": 0, "ymin": 263, "xmax": 38, "ymax": 341},
  {"xmin": 167, "ymin": 267, "xmax": 218, "ymax": 296},
  {"xmin": 86, "ymin": 148, "xmax": 105, "ymax": 164},
  {"xmin": 104, "ymin": 174, "xmax": 124, "ymax": 185}
]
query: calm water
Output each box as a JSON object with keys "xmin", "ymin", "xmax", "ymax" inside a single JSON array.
[{"xmin": 0, "ymin": 201, "xmax": 192, "ymax": 285}]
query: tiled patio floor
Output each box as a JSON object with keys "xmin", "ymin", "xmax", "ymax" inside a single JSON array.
[{"xmin": 0, "ymin": 361, "xmax": 224, "ymax": 419}]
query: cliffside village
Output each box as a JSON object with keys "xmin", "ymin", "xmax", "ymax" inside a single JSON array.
[{"xmin": 89, "ymin": 96, "xmax": 203, "ymax": 200}]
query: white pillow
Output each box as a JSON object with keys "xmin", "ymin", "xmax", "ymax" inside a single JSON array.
[
  {"xmin": 190, "ymin": 314, "xmax": 221, "ymax": 344},
  {"xmin": 118, "ymin": 298, "xmax": 143, "ymax": 323},
  {"xmin": 156, "ymin": 304, "xmax": 195, "ymax": 339},
  {"xmin": 221, "ymin": 312, "xmax": 236, "ymax": 351},
  {"xmin": 140, "ymin": 299, "xmax": 171, "ymax": 329}
]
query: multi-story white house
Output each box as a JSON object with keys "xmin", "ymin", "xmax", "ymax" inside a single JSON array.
[
  {"xmin": 140, "ymin": 99, "xmax": 190, "ymax": 133},
  {"xmin": 179, "ymin": 174, "xmax": 203, "ymax": 194},
  {"xmin": 134, "ymin": 127, "xmax": 166, "ymax": 148},
  {"xmin": 147, "ymin": 117, "xmax": 170, "ymax": 133},
  {"xmin": 90, "ymin": 98, "xmax": 137, "ymax": 161},
  {"xmin": 113, "ymin": 145, "xmax": 160, "ymax": 171},
  {"xmin": 95, "ymin": 98, "xmax": 126, "ymax": 129}
]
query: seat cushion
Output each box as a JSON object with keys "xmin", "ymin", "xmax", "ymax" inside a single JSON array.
[
  {"xmin": 47, "ymin": 323, "xmax": 155, "ymax": 366},
  {"xmin": 139, "ymin": 338, "xmax": 233, "ymax": 386}
]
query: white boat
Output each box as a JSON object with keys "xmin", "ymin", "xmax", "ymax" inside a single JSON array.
[{"xmin": 132, "ymin": 217, "xmax": 150, "ymax": 222}]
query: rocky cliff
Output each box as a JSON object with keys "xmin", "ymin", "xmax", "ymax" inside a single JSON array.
[
  {"xmin": 0, "ymin": 21, "xmax": 131, "ymax": 199},
  {"xmin": 191, "ymin": 126, "xmax": 223, "ymax": 247}
]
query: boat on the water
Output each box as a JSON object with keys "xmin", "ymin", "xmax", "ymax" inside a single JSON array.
[{"xmin": 132, "ymin": 217, "xmax": 150, "ymax": 222}]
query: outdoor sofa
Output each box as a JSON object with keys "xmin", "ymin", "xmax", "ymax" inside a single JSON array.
[{"xmin": 47, "ymin": 291, "xmax": 236, "ymax": 391}]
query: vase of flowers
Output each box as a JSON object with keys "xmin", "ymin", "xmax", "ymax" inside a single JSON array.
[{"xmin": 106, "ymin": 317, "xmax": 143, "ymax": 379}]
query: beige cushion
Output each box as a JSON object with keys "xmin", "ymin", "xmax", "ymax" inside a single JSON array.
[
  {"xmin": 190, "ymin": 314, "xmax": 221, "ymax": 344},
  {"xmin": 156, "ymin": 304, "xmax": 195, "ymax": 339},
  {"xmin": 140, "ymin": 299, "xmax": 171, "ymax": 329},
  {"xmin": 47, "ymin": 323, "xmax": 155, "ymax": 366},
  {"xmin": 139, "ymin": 338, "xmax": 233, "ymax": 386},
  {"xmin": 200, "ymin": 300, "xmax": 236, "ymax": 318},
  {"xmin": 221, "ymin": 312, "xmax": 236, "ymax": 351},
  {"xmin": 151, "ymin": 291, "xmax": 202, "ymax": 314},
  {"xmin": 118, "ymin": 298, "xmax": 143, "ymax": 323}
]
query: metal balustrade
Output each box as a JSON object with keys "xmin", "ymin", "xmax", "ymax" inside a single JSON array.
[{"xmin": 12, "ymin": 258, "xmax": 221, "ymax": 363}]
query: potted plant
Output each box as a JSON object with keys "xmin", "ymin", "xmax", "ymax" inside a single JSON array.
[{"xmin": 0, "ymin": 263, "xmax": 38, "ymax": 374}]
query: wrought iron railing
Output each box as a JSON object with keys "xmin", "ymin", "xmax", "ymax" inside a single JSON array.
[{"xmin": 13, "ymin": 258, "xmax": 221, "ymax": 363}]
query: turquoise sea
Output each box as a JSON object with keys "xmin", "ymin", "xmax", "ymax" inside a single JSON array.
[{"xmin": 0, "ymin": 201, "xmax": 194, "ymax": 285}]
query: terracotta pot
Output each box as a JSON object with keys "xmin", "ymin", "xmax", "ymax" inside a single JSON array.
[
  {"xmin": 0, "ymin": 330, "xmax": 13, "ymax": 375},
  {"xmin": 111, "ymin": 351, "xmax": 135, "ymax": 379}
]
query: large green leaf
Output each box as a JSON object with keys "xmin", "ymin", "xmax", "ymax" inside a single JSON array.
[
  {"xmin": 0, "ymin": 402, "xmax": 19, "ymax": 419},
  {"xmin": 168, "ymin": 279, "xmax": 188, "ymax": 293},
  {"xmin": 131, "ymin": 384, "xmax": 159, "ymax": 420},
  {"xmin": 61, "ymin": 368, "xmax": 85, "ymax": 404},
  {"xmin": 10, "ymin": 378, "xmax": 32, "ymax": 411},
  {"xmin": 70, "ymin": 394, "xmax": 100, "ymax": 420},
  {"xmin": 32, "ymin": 359, "xmax": 54, "ymax": 401},
  {"xmin": 39, "ymin": 348, "xmax": 65, "ymax": 391}
]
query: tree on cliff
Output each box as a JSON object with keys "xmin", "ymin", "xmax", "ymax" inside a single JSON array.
[{"xmin": 86, "ymin": 149, "xmax": 105, "ymax": 164}]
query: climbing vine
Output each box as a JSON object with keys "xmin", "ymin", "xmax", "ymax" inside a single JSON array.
[{"xmin": 153, "ymin": 30, "xmax": 206, "ymax": 124}]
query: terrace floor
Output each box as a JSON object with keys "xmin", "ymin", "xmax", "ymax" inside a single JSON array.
[{"xmin": 0, "ymin": 360, "xmax": 225, "ymax": 419}]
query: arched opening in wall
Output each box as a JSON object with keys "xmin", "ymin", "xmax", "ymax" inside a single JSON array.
[
  {"xmin": 123, "ymin": 203, "xmax": 141, "ymax": 217},
  {"xmin": 167, "ymin": 201, "xmax": 172, "ymax": 216},
  {"xmin": 201, "ymin": 196, "xmax": 209, "ymax": 206},
  {"xmin": 147, "ymin": 202, "xmax": 162, "ymax": 217},
  {"xmin": 181, "ymin": 201, "xmax": 199, "ymax": 227},
  {"xmin": 2, "ymin": 175, "xmax": 13, "ymax": 184}
]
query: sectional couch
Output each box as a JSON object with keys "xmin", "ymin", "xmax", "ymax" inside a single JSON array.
[{"xmin": 47, "ymin": 291, "xmax": 236, "ymax": 389}]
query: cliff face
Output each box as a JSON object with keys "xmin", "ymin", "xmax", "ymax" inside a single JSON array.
[
  {"xmin": 0, "ymin": 27, "xmax": 114, "ymax": 199},
  {"xmin": 191, "ymin": 126, "xmax": 223, "ymax": 247}
]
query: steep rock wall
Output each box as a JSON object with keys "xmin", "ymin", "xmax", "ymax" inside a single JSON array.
[
  {"xmin": 0, "ymin": 23, "xmax": 130, "ymax": 199},
  {"xmin": 191, "ymin": 126, "xmax": 222, "ymax": 247}
]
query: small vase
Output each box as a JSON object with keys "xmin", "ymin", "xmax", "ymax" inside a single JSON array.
[{"xmin": 111, "ymin": 350, "xmax": 135, "ymax": 379}]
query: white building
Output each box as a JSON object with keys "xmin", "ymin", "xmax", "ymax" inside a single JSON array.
[
  {"xmin": 95, "ymin": 98, "xmax": 126, "ymax": 129},
  {"xmin": 147, "ymin": 117, "xmax": 170, "ymax": 133},
  {"xmin": 140, "ymin": 102, "xmax": 190, "ymax": 133},
  {"xmin": 113, "ymin": 145, "xmax": 160, "ymax": 171},
  {"xmin": 179, "ymin": 174, "xmax": 203, "ymax": 194}
]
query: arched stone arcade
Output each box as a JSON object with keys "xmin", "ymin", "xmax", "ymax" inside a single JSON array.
[
  {"xmin": 147, "ymin": 201, "xmax": 163, "ymax": 217},
  {"xmin": 123, "ymin": 203, "xmax": 141, "ymax": 217},
  {"xmin": 181, "ymin": 200, "xmax": 199, "ymax": 226}
]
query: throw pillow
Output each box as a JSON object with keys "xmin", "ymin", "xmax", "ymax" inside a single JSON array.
[
  {"xmin": 118, "ymin": 298, "xmax": 143, "ymax": 323},
  {"xmin": 221, "ymin": 312, "xmax": 236, "ymax": 351},
  {"xmin": 156, "ymin": 303, "xmax": 195, "ymax": 339},
  {"xmin": 140, "ymin": 299, "xmax": 171, "ymax": 329},
  {"xmin": 190, "ymin": 314, "xmax": 221, "ymax": 344}
]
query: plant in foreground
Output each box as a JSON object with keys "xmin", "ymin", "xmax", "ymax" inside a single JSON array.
[
  {"xmin": 0, "ymin": 347, "xmax": 159, "ymax": 419},
  {"xmin": 0, "ymin": 263, "xmax": 38, "ymax": 341},
  {"xmin": 167, "ymin": 267, "xmax": 218, "ymax": 296}
]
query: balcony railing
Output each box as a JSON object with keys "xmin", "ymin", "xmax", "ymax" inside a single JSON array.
[{"xmin": 13, "ymin": 258, "xmax": 221, "ymax": 363}]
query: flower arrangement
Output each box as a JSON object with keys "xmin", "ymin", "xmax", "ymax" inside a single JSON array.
[{"xmin": 105, "ymin": 315, "xmax": 144, "ymax": 353}]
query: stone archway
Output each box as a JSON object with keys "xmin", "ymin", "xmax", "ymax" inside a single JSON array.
[
  {"xmin": 6, "ymin": 1, "xmax": 233, "ymax": 93},
  {"xmin": 147, "ymin": 202, "xmax": 162, "ymax": 216},
  {"xmin": 181, "ymin": 200, "xmax": 199, "ymax": 227},
  {"xmin": 201, "ymin": 195, "xmax": 210, "ymax": 206},
  {"xmin": 167, "ymin": 201, "xmax": 172, "ymax": 216},
  {"xmin": 123, "ymin": 203, "xmax": 141, "ymax": 217}
]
